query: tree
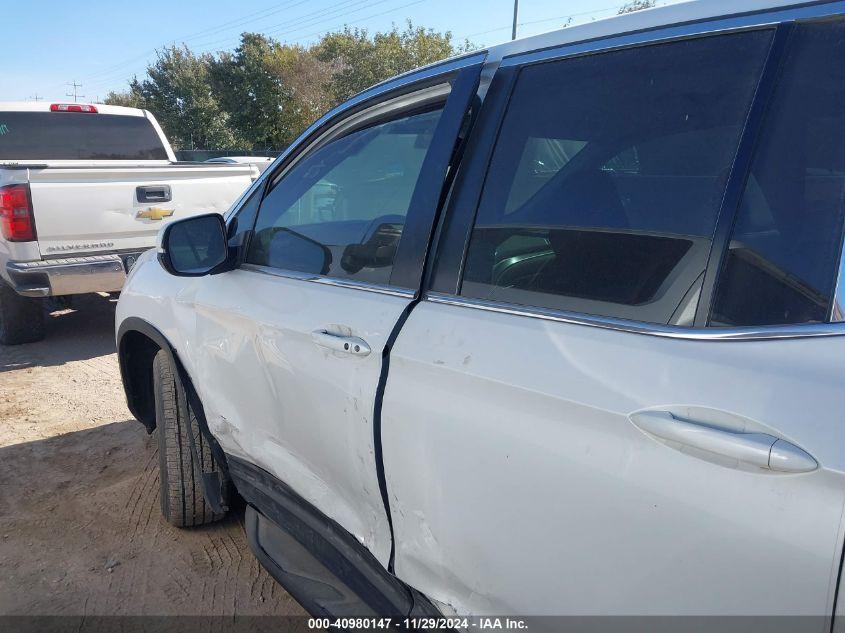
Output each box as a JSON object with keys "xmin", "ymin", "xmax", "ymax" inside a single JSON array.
[
  {"xmin": 106, "ymin": 23, "xmax": 475, "ymax": 151},
  {"xmin": 314, "ymin": 21, "xmax": 472, "ymax": 103},
  {"xmin": 618, "ymin": 0, "xmax": 657, "ymax": 14},
  {"xmin": 263, "ymin": 44, "xmax": 336, "ymax": 145},
  {"xmin": 210, "ymin": 33, "xmax": 335, "ymax": 149},
  {"xmin": 115, "ymin": 46, "xmax": 245, "ymax": 150},
  {"xmin": 103, "ymin": 83, "xmax": 145, "ymax": 109}
]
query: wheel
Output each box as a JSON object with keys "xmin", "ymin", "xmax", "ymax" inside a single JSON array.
[
  {"xmin": 0, "ymin": 282, "xmax": 45, "ymax": 345},
  {"xmin": 153, "ymin": 349, "xmax": 226, "ymax": 527}
]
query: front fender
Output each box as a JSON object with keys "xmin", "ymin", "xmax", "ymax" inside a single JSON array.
[{"xmin": 115, "ymin": 251, "xmax": 201, "ymax": 428}]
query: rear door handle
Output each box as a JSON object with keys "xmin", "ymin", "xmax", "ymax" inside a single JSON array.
[
  {"xmin": 311, "ymin": 330, "xmax": 371, "ymax": 357},
  {"xmin": 630, "ymin": 410, "xmax": 817, "ymax": 473}
]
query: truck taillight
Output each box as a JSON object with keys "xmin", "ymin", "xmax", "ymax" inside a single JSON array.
[
  {"xmin": 0, "ymin": 184, "xmax": 35, "ymax": 241},
  {"xmin": 50, "ymin": 103, "xmax": 98, "ymax": 113}
]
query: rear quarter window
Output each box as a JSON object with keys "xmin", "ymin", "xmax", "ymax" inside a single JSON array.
[
  {"xmin": 711, "ymin": 20, "xmax": 845, "ymax": 326},
  {"xmin": 0, "ymin": 112, "xmax": 168, "ymax": 160}
]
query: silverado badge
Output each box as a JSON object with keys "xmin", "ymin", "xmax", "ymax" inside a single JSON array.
[{"xmin": 136, "ymin": 207, "xmax": 174, "ymax": 221}]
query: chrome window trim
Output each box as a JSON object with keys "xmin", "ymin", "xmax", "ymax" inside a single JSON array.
[
  {"xmin": 426, "ymin": 293, "xmax": 845, "ymax": 341},
  {"xmin": 240, "ymin": 263, "xmax": 415, "ymax": 299}
]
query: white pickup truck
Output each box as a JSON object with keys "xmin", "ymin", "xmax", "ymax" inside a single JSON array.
[{"xmin": 0, "ymin": 101, "xmax": 258, "ymax": 344}]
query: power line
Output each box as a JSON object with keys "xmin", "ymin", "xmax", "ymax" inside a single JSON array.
[
  {"xmin": 289, "ymin": 0, "xmax": 426, "ymax": 44},
  {"xmin": 28, "ymin": 94, "xmax": 43, "ymax": 101},
  {"xmin": 459, "ymin": 0, "xmax": 680, "ymax": 43},
  {"xmin": 81, "ymin": 0, "xmax": 308, "ymax": 83},
  {"xmin": 458, "ymin": 3, "xmax": 625, "ymax": 41},
  {"xmin": 66, "ymin": 81, "xmax": 84, "ymax": 103},
  {"xmin": 180, "ymin": 0, "xmax": 312, "ymax": 44},
  {"xmin": 83, "ymin": 0, "xmax": 387, "ymax": 90},
  {"xmin": 193, "ymin": 0, "xmax": 405, "ymax": 53},
  {"xmin": 87, "ymin": 0, "xmax": 421, "ymax": 92},
  {"xmin": 80, "ymin": 0, "xmax": 668, "ymax": 97}
]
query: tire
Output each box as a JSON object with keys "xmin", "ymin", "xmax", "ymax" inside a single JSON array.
[
  {"xmin": 153, "ymin": 349, "xmax": 226, "ymax": 527},
  {"xmin": 0, "ymin": 282, "xmax": 45, "ymax": 345}
]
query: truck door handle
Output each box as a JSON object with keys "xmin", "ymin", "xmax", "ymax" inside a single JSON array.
[
  {"xmin": 136, "ymin": 185, "xmax": 172, "ymax": 203},
  {"xmin": 311, "ymin": 330, "xmax": 371, "ymax": 357},
  {"xmin": 629, "ymin": 410, "xmax": 817, "ymax": 473}
]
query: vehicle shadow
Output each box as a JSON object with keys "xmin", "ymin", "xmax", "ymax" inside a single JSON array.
[
  {"xmin": 0, "ymin": 293, "xmax": 117, "ymax": 373},
  {"xmin": 0, "ymin": 420, "xmax": 303, "ymax": 619}
]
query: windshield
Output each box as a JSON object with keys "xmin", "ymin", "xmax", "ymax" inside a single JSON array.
[{"xmin": 0, "ymin": 112, "xmax": 169, "ymax": 160}]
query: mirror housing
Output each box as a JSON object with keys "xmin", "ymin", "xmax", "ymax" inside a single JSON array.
[{"xmin": 158, "ymin": 213, "xmax": 229, "ymax": 277}]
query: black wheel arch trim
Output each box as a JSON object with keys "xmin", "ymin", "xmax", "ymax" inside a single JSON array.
[
  {"xmin": 117, "ymin": 316, "xmax": 231, "ymax": 511},
  {"xmin": 117, "ymin": 316, "xmax": 175, "ymax": 431}
]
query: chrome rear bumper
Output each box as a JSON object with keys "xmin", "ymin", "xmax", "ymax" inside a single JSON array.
[{"xmin": 6, "ymin": 253, "xmax": 138, "ymax": 297}]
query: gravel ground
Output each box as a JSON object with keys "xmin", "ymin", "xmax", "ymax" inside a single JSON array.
[{"xmin": 0, "ymin": 294, "xmax": 305, "ymax": 621}]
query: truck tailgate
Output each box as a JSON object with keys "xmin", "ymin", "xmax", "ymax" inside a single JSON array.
[{"xmin": 25, "ymin": 164, "xmax": 254, "ymax": 256}]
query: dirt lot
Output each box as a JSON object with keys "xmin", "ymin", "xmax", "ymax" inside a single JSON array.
[{"xmin": 0, "ymin": 294, "xmax": 305, "ymax": 621}]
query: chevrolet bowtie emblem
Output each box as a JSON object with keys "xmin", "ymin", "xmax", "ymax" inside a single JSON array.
[{"xmin": 136, "ymin": 207, "xmax": 174, "ymax": 221}]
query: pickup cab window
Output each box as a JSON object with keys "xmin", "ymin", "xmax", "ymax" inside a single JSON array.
[
  {"xmin": 460, "ymin": 30, "xmax": 773, "ymax": 325},
  {"xmin": 0, "ymin": 112, "xmax": 168, "ymax": 160}
]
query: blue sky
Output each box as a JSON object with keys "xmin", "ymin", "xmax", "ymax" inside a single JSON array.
[{"xmin": 1, "ymin": 0, "xmax": 682, "ymax": 102}]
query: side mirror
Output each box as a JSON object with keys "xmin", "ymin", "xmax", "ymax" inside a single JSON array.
[{"xmin": 158, "ymin": 213, "xmax": 229, "ymax": 276}]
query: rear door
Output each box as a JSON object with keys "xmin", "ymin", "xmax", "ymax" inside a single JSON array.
[
  {"xmin": 383, "ymin": 20, "xmax": 845, "ymax": 625},
  {"xmin": 186, "ymin": 59, "xmax": 483, "ymax": 566}
]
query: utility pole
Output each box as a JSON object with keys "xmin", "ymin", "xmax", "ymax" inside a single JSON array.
[
  {"xmin": 512, "ymin": 0, "xmax": 519, "ymax": 40},
  {"xmin": 28, "ymin": 94, "xmax": 43, "ymax": 102},
  {"xmin": 66, "ymin": 81, "xmax": 84, "ymax": 103}
]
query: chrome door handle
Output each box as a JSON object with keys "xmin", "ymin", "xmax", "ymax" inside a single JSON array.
[
  {"xmin": 630, "ymin": 410, "xmax": 817, "ymax": 473},
  {"xmin": 311, "ymin": 330, "xmax": 371, "ymax": 357}
]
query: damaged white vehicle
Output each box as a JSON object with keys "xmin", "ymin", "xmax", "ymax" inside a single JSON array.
[{"xmin": 117, "ymin": 1, "xmax": 845, "ymax": 628}]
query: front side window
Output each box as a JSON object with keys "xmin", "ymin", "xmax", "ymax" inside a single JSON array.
[
  {"xmin": 711, "ymin": 21, "xmax": 845, "ymax": 326},
  {"xmin": 460, "ymin": 30, "xmax": 773, "ymax": 324},
  {"xmin": 246, "ymin": 107, "xmax": 443, "ymax": 286}
]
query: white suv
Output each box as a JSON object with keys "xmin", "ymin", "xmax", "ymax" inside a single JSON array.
[{"xmin": 117, "ymin": 1, "xmax": 845, "ymax": 627}]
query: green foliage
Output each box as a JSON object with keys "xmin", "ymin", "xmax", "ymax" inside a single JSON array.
[
  {"xmin": 105, "ymin": 23, "xmax": 472, "ymax": 151},
  {"xmin": 103, "ymin": 86, "xmax": 145, "ymax": 109},
  {"xmin": 314, "ymin": 21, "xmax": 471, "ymax": 103},
  {"xmin": 209, "ymin": 34, "xmax": 336, "ymax": 149},
  {"xmin": 121, "ymin": 46, "xmax": 246, "ymax": 150},
  {"xmin": 618, "ymin": 0, "xmax": 657, "ymax": 14}
]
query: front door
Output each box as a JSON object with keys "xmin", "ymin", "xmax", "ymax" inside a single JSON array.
[{"xmin": 186, "ymin": 64, "xmax": 481, "ymax": 565}]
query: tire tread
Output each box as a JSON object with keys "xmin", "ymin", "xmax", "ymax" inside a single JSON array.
[{"xmin": 153, "ymin": 349, "xmax": 224, "ymax": 527}]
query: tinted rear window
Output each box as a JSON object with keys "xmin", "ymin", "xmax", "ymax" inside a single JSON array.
[
  {"xmin": 0, "ymin": 112, "xmax": 168, "ymax": 160},
  {"xmin": 460, "ymin": 30, "xmax": 772, "ymax": 325}
]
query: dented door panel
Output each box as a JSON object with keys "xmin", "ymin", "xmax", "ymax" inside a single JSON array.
[
  {"xmin": 189, "ymin": 268, "xmax": 409, "ymax": 565},
  {"xmin": 382, "ymin": 301, "xmax": 845, "ymax": 621}
]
